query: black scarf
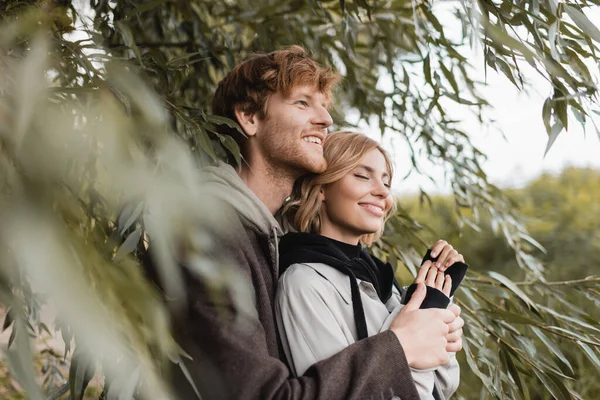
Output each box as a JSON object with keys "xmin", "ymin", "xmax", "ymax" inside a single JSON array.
[{"xmin": 279, "ymin": 232, "xmax": 398, "ymax": 341}]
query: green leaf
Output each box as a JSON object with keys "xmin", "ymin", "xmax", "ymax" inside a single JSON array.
[
  {"xmin": 439, "ymin": 62, "xmax": 459, "ymax": 94},
  {"xmin": 544, "ymin": 121, "xmax": 563, "ymax": 157},
  {"xmin": 548, "ymin": 21, "xmax": 559, "ymax": 60},
  {"xmin": 488, "ymin": 271, "xmax": 538, "ymax": 311},
  {"xmin": 195, "ymin": 126, "xmax": 218, "ymax": 163},
  {"xmin": 564, "ymin": 5, "xmax": 600, "ymax": 43},
  {"xmin": 219, "ymin": 134, "xmax": 242, "ymax": 166},
  {"xmin": 499, "ymin": 343, "xmax": 525, "ymax": 399},
  {"xmin": 423, "ymin": 54, "xmax": 432, "ymax": 85},
  {"xmin": 481, "ymin": 309, "xmax": 539, "ymax": 325},
  {"xmin": 118, "ymin": 202, "xmax": 144, "ymax": 236},
  {"xmin": 542, "ymin": 98, "xmax": 552, "ymax": 135},
  {"xmin": 2, "ymin": 306, "xmax": 13, "ymax": 331},
  {"xmin": 115, "ymin": 21, "xmax": 143, "ymax": 64},
  {"xmin": 577, "ymin": 341, "xmax": 600, "ymax": 373},
  {"xmin": 533, "ymin": 369, "xmax": 572, "ymax": 400},
  {"xmin": 531, "ymin": 327, "xmax": 574, "ymax": 375},
  {"xmin": 206, "ymin": 115, "xmax": 246, "ymax": 137},
  {"xmin": 69, "ymin": 351, "xmax": 95, "ymax": 400},
  {"xmin": 124, "ymin": 0, "xmax": 173, "ymax": 20},
  {"xmin": 114, "ymin": 228, "xmax": 142, "ymax": 261},
  {"xmin": 517, "ymin": 232, "xmax": 547, "ymax": 254}
]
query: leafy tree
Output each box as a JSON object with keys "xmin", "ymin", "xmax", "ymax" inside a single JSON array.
[
  {"xmin": 403, "ymin": 167, "xmax": 600, "ymax": 399},
  {"xmin": 0, "ymin": 0, "xmax": 599, "ymax": 399}
]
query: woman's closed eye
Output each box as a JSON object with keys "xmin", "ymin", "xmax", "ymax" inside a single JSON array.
[{"xmin": 354, "ymin": 174, "xmax": 369, "ymax": 180}]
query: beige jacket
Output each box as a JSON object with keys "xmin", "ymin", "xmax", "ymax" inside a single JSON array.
[{"xmin": 275, "ymin": 262, "xmax": 460, "ymax": 400}]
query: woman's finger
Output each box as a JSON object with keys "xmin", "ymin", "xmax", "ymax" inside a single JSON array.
[
  {"xmin": 442, "ymin": 275, "xmax": 452, "ymax": 297},
  {"xmin": 425, "ymin": 265, "xmax": 437, "ymax": 286},
  {"xmin": 435, "ymin": 244, "xmax": 454, "ymax": 271},
  {"xmin": 430, "ymin": 240, "xmax": 448, "ymax": 258},
  {"xmin": 435, "ymin": 270, "xmax": 445, "ymax": 290},
  {"xmin": 444, "ymin": 251, "xmax": 464, "ymax": 269},
  {"xmin": 415, "ymin": 261, "xmax": 432, "ymax": 283}
]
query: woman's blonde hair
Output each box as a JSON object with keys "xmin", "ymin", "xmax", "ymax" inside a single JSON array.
[{"xmin": 283, "ymin": 131, "xmax": 396, "ymax": 245}]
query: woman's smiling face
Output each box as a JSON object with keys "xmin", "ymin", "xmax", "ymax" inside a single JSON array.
[{"xmin": 318, "ymin": 148, "xmax": 393, "ymax": 244}]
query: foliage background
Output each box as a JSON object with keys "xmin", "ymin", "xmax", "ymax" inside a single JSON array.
[{"xmin": 1, "ymin": 0, "xmax": 600, "ymax": 399}]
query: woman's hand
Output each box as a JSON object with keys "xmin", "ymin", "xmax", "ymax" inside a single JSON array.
[
  {"xmin": 415, "ymin": 261, "xmax": 452, "ymax": 296},
  {"xmin": 430, "ymin": 239, "xmax": 465, "ymax": 272}
]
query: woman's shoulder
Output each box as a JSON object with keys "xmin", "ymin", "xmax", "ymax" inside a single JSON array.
[{"xmin": 278, "ymin": 262, "xmax": 351, "ymax": 304}]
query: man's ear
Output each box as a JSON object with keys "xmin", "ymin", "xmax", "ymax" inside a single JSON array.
[{"xmin": 234, "ymin": 106, "xmax": 258, "ymax": 137}]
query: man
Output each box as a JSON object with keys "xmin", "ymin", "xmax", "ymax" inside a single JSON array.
[{"xmin": 166, "ymin": 46, "xmax": 464, "ymax": 399}]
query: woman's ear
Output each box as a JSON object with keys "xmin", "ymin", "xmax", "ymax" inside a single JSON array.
[
  {"xmin": 234, "ymin": 106, "xmax": 258, "ymax": 137},
  {"xmin": 318, "ymin": 188, "xmax": 325, "ymax": 202}
]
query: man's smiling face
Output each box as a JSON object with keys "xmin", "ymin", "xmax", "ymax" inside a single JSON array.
[{"xmin": 254, "ymin": 85, "xmax": 333, "ymax": 176}]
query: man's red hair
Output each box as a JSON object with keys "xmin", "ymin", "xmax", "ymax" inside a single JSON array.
[{"xmin": 212, "ymin": 46, "xmax": 339, "ymax": 152}]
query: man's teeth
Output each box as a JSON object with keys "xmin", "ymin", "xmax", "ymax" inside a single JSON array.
[{"xmin": 303, "ymin": 136, "xmax": 322, "ymax": 144}]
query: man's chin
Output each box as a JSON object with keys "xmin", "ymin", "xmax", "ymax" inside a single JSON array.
[{"xmin": 305, "ymin": 158, "xmax": 327, "ymax": 174}]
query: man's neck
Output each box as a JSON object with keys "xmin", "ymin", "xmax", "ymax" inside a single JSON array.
[{"xmin": 238, "ymin": 160, "xmax": 296, "ymax": 215}]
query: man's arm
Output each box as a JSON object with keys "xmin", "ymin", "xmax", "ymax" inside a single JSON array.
[{"xmin": 170, "ymin": 261, "xmax": 419, "ymax": 400}]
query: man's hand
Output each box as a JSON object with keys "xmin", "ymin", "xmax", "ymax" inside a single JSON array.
[
  {"xmin": 445, "ymin": 304, "xmax": 464, "ymax": 353},
  {"xmin": 390, "ymin": 283, "xmax": 456, "ymax": 369},
  {"xmin": 430, "ymin": 240, "xmax": 464, "ymax": 272}
]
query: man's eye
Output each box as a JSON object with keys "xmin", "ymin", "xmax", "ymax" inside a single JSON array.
[{"xmin": 295, "ymin": 100, "xmax": 308, "ymax": 107}]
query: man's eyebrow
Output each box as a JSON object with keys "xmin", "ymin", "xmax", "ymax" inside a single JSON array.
[
  {"xmin": 290, "ymin": 91, "xmax": 329, "ymax": 108},
  {"xmin": 356, "ymin": 164, "xmax": 390, "ymax": 179}
]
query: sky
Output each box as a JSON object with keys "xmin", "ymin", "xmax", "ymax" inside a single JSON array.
[{"xmin": 370, "ymin": 6, "xmax": 600, "ymax": 196}]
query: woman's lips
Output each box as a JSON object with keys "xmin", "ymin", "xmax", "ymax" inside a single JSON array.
[{"xmin": 359, "ymin": 203, "xmax": 384, "ymax": 217}]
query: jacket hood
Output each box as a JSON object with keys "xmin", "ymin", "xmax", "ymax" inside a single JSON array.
[{"xmin": 199, "ymin": 162, "xmax": 283, "ymax": 238}]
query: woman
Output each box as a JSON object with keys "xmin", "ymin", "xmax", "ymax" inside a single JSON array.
[{"xmin": 275, "ymin": 131, "xmax": 468, "ymax": 400}]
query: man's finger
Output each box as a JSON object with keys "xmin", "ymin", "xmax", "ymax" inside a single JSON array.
[
  {"xmin": 438, "ymin": 309, "xmax": 456, "ymax": 324},
  {"xmin": 446, "ymin": 338, "xmax": 463, "ymax": 353},
  {"xmin": 447, "ymin": 316, "xmax": 465, "ymax": 334},
  {"xmin": 446, "ymin": 328, "xmax": 463, "ymax": 343},
  {"xmin": 448, "ymin": 304, "xmax": 461, "ymax": 318},
  {"xmin": 403, "ymin": 282, "xmax": 426, "ymax": 312}
]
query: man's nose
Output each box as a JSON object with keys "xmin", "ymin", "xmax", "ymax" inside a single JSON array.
[{"xmin": 312, "ymin": 105, "xmax": 333, "ymax": 128}]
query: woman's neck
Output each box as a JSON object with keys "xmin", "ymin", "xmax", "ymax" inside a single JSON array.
[{"xmin": 318, "ymin": 226, "xmax": 361, "ymax": 246}]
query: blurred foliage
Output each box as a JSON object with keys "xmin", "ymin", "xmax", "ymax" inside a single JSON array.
[
  {"xmin": 0, "ymin": 0, "xmax": 599, "ymax": 399},
  {"xmin": 400, "ymin": 167, "xmax": 600, "ymax": 399}
]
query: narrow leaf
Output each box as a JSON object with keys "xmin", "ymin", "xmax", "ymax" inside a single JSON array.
[
  {"xmin": 544, "ymin": 121, "xmax": 563, "ymax": 157},
  {"xmin": 114, "ymin": 228, "xmax": 142, "ymax": 261},
  {"xmin": 578, "ymin": 341, "xmax": 600, "ymax": 373},
  {"xmin": 531, "ymin": 327, "xmax": 574, "ymax": 375},
  {"xmin": 488, "ymin": 271, "xmax": 538, "ymax": 310},
  {"xmin": 565, "ymin": 5, "xmax": 600, "ymax": 43}
]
